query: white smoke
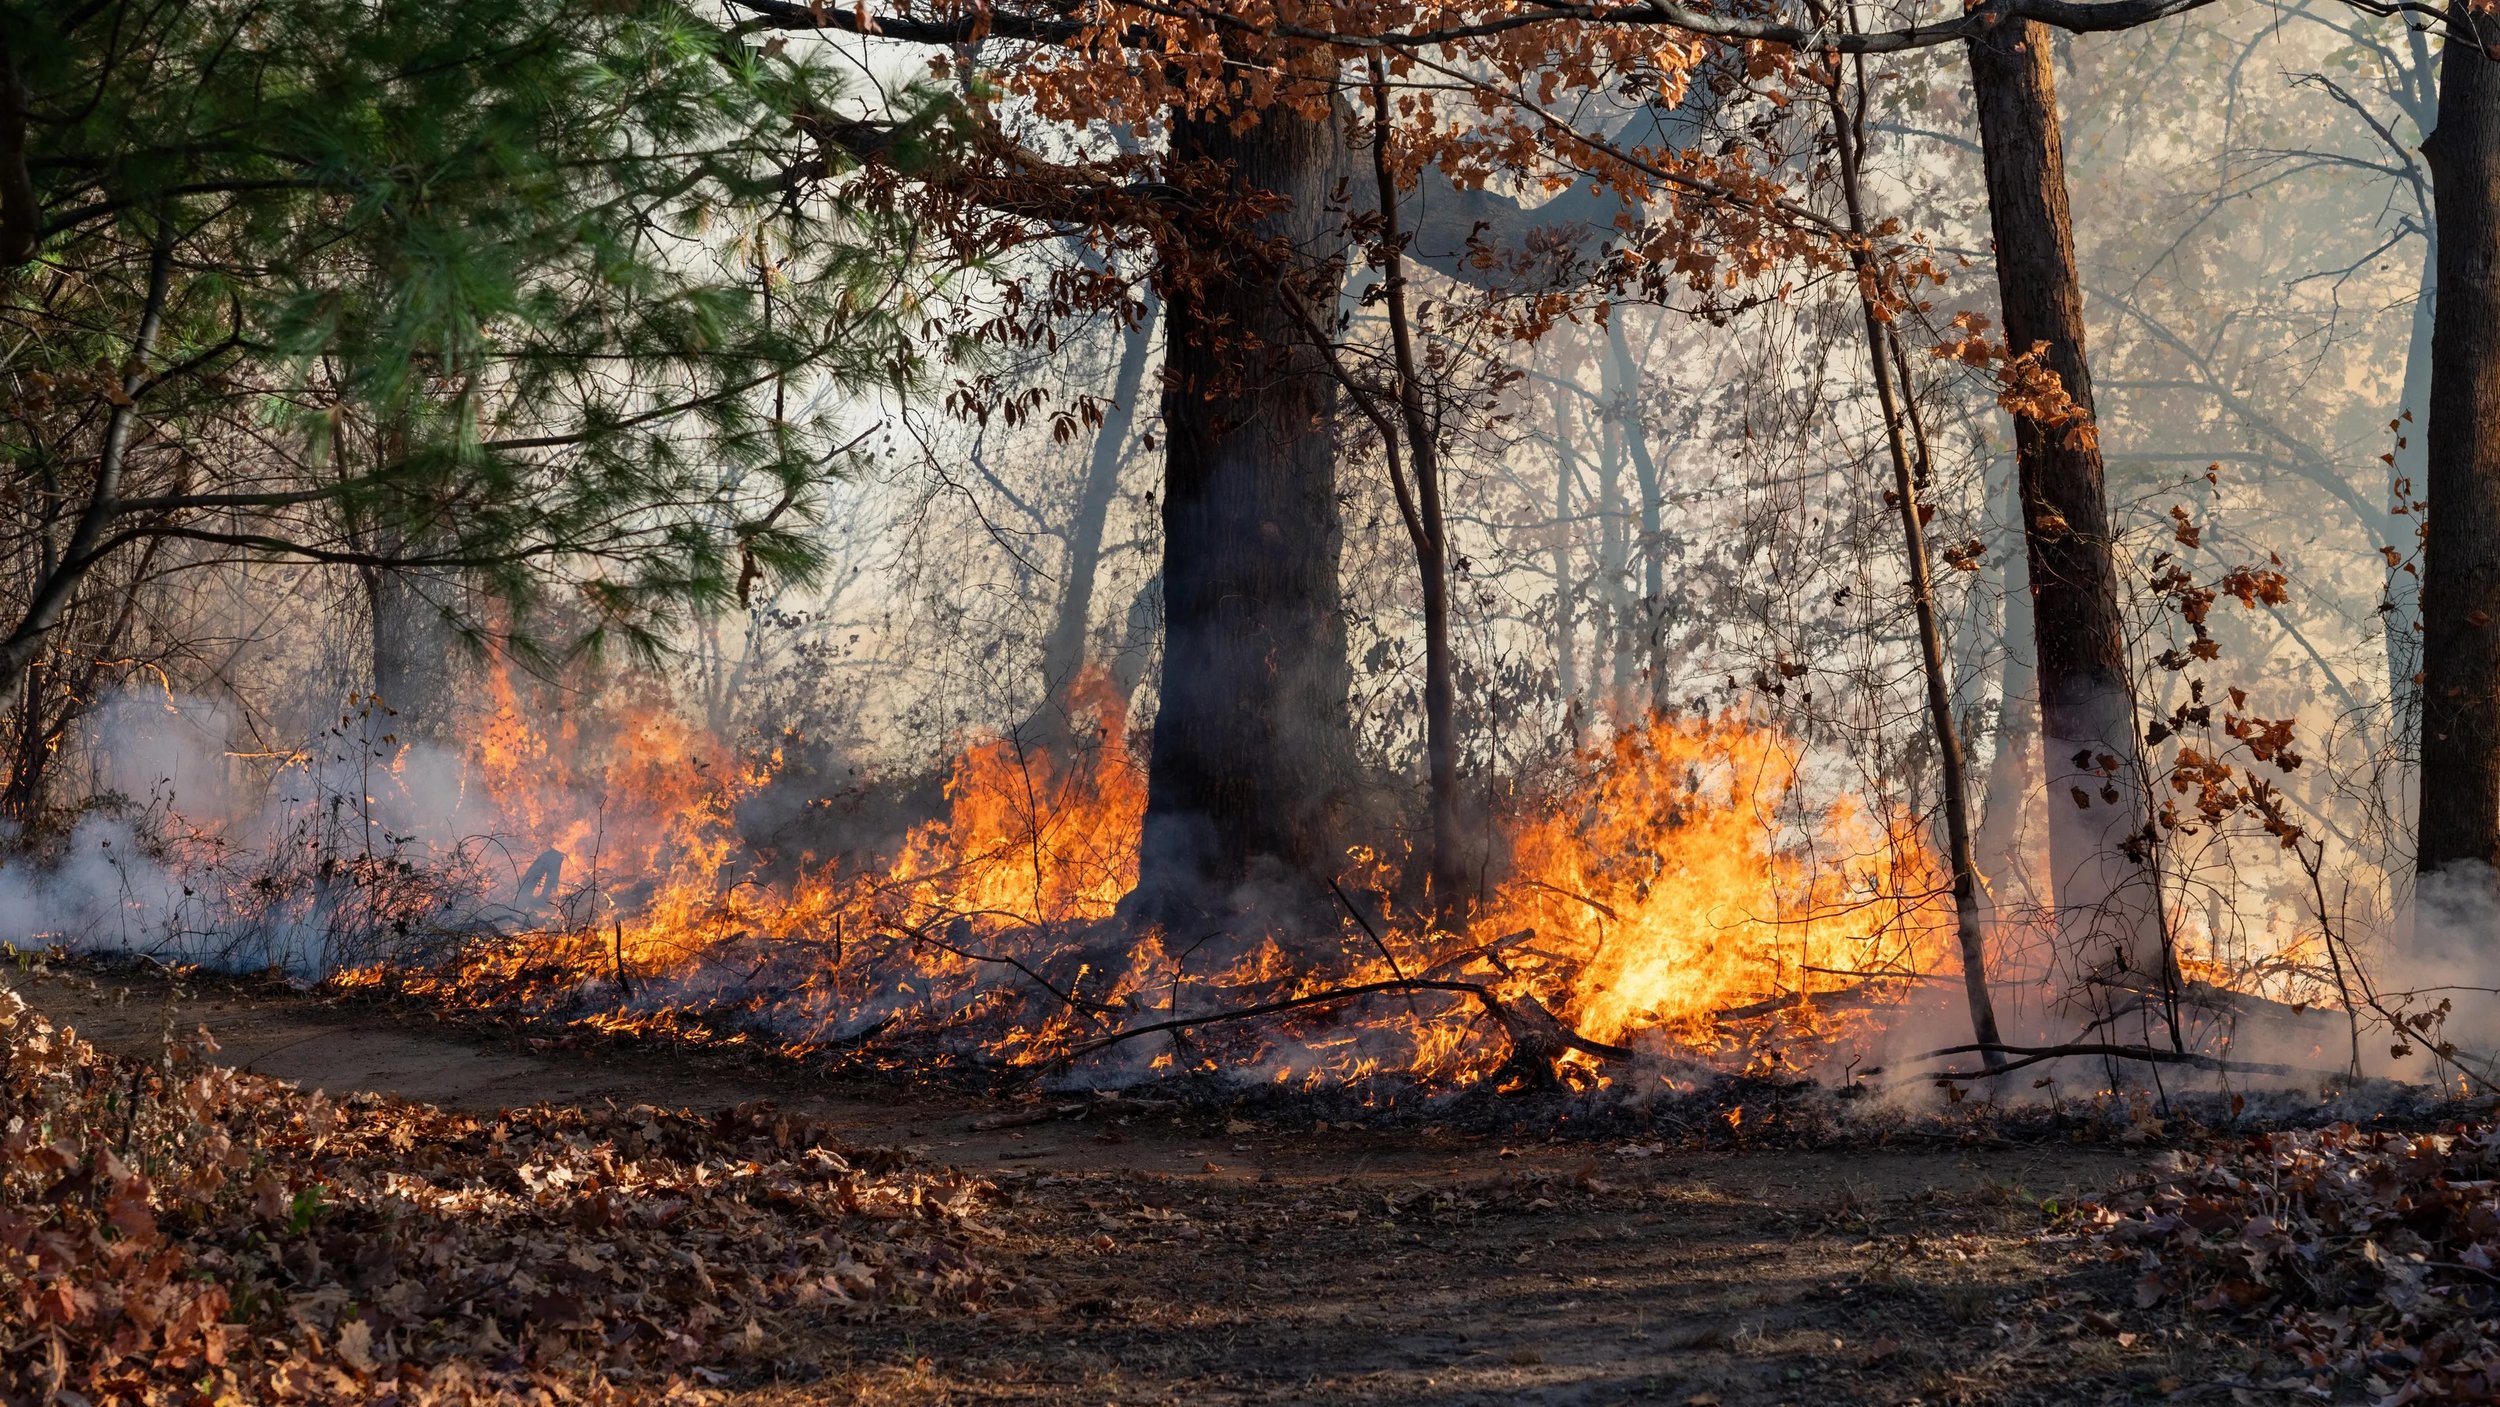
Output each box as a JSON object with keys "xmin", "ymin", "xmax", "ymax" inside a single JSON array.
[{"xmin": 0, "ymin": 687, "xmax": 535, "ymax": 975}]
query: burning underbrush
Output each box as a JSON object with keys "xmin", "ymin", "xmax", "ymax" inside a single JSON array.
[
  {"xmin": 327, "ymin": 670, "xmax": 1967, "ymax": 1100},
  {"xmin": 0, "ymin": 988, "xmax": 1010, "ymax": 1407},
  {"xmin": 7, "ymin": 666, "xmax": 2400, "ymax": 1110}
]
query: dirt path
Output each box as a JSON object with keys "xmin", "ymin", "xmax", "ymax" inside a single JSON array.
[{"xmin": 20, "ymin": 966, "xmax": 2254, "ymax": 1405}]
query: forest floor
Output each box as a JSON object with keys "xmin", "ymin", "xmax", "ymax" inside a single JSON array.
[{"xmin": 19, "ymin": 964, "xmax": 2283, "ymax": 1407}]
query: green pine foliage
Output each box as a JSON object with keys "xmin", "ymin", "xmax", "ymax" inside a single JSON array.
[{"xmin": 0, "ymin": 0, "xmax": 955, "ymax": 669}]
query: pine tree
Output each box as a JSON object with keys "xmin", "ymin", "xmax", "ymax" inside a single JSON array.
[{"xmin": 0, "ymin": 0, "xmax": 947, "ymax": 749}]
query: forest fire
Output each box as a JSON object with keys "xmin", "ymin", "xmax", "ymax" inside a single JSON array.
[
  {"xmin": 348, "ymin": 672, "xmax": 1954, "ymax": 1095},
  {"xmin": 27, "ymin": 4, "xmax": 2500, "ymax": 1402}
]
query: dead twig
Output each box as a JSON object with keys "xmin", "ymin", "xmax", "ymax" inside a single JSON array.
[{"xmin": 1328, "ymin": 877, "xmax": 1419, "ymax": 1017}]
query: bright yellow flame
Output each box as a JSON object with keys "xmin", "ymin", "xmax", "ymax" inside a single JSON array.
[{"xmin": 1484, "ymin": 713, "xmax": 1947, "ymax": 1048}]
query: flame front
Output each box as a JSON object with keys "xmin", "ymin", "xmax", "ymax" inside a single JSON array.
[{"xmin": 365, "ymin": 674, "xmax": 1956, "ymax": 1090}]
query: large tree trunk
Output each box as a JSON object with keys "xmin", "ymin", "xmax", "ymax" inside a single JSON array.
[
  {"xmin": 2417, "ymin": 15, "xmax": 2500, "ymax": 887},
  {"xmin": 1966, "ymin": 19, "xmax": 2163, "ymax": 980},
  {"xmin": 1130, "ymin": 98, "xmax": 1355, "ymax": 917}
]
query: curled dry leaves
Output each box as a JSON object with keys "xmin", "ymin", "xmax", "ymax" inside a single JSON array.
[
  {"xmin": 0, "ymin": 987, "xmax": 1012, "ymax": 1406},
  {"xmin": 2082, "ymin": 1124, "xmax": 2500, "ymax": 1404}
]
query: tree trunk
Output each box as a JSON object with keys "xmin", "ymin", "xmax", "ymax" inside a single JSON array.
[
  {"xmin": 1973, "ymin": 459, "xmax": 2048, "ymax": 912},
  {"xmin": 1548, "ymin": 384, "xmax": 1581, "ymax": 735},
  {"xmin": 365, "ymin": 562, "xmax": 458, "ymax": 739},
  {"xmin": 2388, "ymin": 232, "xmax": 2435, "ymax": 732},
  {"xmin": 1130, "ymin": 97, "xmax": 1355, "ymax": 917},
  {"xmin": 1826, "ymin": 52, "xmax": 2004, "ymax": 1060},
  {"xmin": 1606, "ymin": 320, "xmax": 1671, "ymax": 710},
  {"xmin": 0, "ymin": 229, "xmax": 170, "ymax": 708},
  {"xmin": 1037, "ymin": 296, "xmax": 1156, "ymax": 716},
  {"xmin": 2416, "ymin": 15, "xmax": 2500, "ymax": 887},
  {"xmin": 1965, "ymin": 19, "xmax": 2163, "ymax": 979},
  {"xmin": 1595, "ymin": 390, "xmax": 1633, "ymax": 712},
  {"xmin": 1363, "ymin": 59, "xmax": 1466, "ymax": 917}
]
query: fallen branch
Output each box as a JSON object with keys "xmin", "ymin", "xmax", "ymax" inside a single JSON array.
[
  {"xmin": 1059, "ymin": 976, "xmax": 1635, "ymax": 1068},
  {"xmin": 1800, "ymin": 964, "xmax": 1942, "ymax": 983},
  {"xmin": 2086, "ymin": 974, "xmax": 2337, "ymax": 1029},
  {"xmin": 1713, "ymin": 980, "xmax": 1901, "ymax": 1024},
  {"xmin": 879, "ymin": 917, "xmax": 1125, "ymax": 1015},
  {"xmin": 1328, "ymin": 876, "xmax": 1418, "ymax": 1015},
  {"xmin": 1892, "ymin": 1041, "xmax": 2322, "ymax": 1081},
  {"xmin": 1418, "ymin": 927, "xmax": 1538, "ymax": 981}
]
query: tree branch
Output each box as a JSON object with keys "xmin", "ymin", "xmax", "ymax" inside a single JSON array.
[{"xmin": 0, "ymin": 221, "xmax": 172, "ymax": 698}]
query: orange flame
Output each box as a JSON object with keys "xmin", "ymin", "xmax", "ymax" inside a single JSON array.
[
  {"xmin": 368, "ymin": 675, "xmax": 1957, "ymax": 1086},
  {"xmin": 1488, "ymin": 713, "xmax": 1947, "ymax": 1050}
]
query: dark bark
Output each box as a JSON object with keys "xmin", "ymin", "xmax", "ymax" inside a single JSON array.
[
  {"xmin": 1129, "ymin": 95, "xmax": 1356, "ymax": 917},
  {"xmin": 2389, "ymin": 232, "xmax": 2434, "ymax": 733},
  {"xmin": 1366, "ymin": 59, "xmax": 1467, "ymax": 918},
  {"xmin": 1966, "ymin": 18, "xmax": 2161, "ymax": 976},
  {"xmin": 356, "ymin": 411, "xmax": 461, "ymax": 739},
  {"xmin": 2416, "ymin": 13, "xmax": 2500, "ymax": 882}
]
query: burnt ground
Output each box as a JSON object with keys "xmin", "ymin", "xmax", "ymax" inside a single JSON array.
[{"xmin": 18, "ymin": 963, "xmax": 2284, "ymax": 1406}]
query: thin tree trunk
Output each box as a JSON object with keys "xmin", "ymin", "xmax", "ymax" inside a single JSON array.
[
  {"xmin": 1595, "ymin": 387, "xmax": 1632, "ymax": 712},
  {"xmin": 2416, "ymin": 12, "xmax": 2500, "ymax": 887},
  {"xmin": 1548, "ymin": 384, "xmax": 1580, "ymax": 736},
  {"xmin": 2, "ymin": 534, "xmax": 165, "ymax": 820},
  {"xmin": 1606, "ymin": 320, "xmax": 1670, "ymax": 710},
  {"xmin": 0, "ymin": 227, "xmax": 172, "ymax": 706},
  {"xmin": 3, "ymin": 657, "xmax": 48, "ymax": 820},
  {"xmin": 1965, "ymin": 19, "xmax": 2162, "ymax": 981},
  {"xmin": 1038, "ymin": 296, "xmax": 1157, "ymax": 714},
  {"xmin": 2388, "ymin": 232, "xmax": 2435, "ymax": 733},
  {"xmin": 1973, "ymin": 458, "xmax": 2047, "ymax": 911},
  {"xmin": 1827, "ymin": 45, "xmax": 2003, "ymax": 1063},
  {"xmin": 1131, "ymin": 92, "xmax": 1355, "ymax": 918},
  {"xmin": 1365, "ymin": 57, "xmax": 1466, "ymax": 917}
]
